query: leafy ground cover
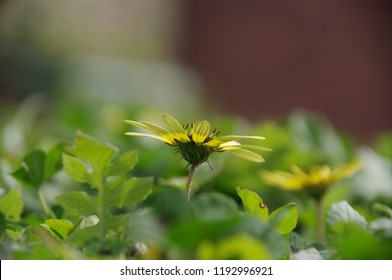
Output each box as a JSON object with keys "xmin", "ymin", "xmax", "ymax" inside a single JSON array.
[{"xmin": 1, "ymin": 96, "xmax": 392, "ymax": 260}]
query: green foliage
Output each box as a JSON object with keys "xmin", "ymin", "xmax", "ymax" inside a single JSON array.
[
  {"xmin": 164, "ymin": 191, "xmax": 289, "ymax": 259},
  {"xmin": 9, "ymin": 144, "xmax": 64, "ymax": 219},
  {"xmin": 237, "ymin": 187, "xmax": 269, "ymax": 220},
  {"xmin": 0, "ymin": 189, "xmax": 24, "ymax": 222},
  {"xmin": 63, "ymin": 131, "xmax": 119, "ymax": 187},
  {"xmin": 374, "ymin": 133, "xmax": 392, "ymax": 160},
  {"xmin": 192, "ymin": 192, "xmax": 240, "ymax": 221},
  {"xmin": 327, "ymin": 201, "xmax": 368, "ymax": 229},
  {"xmin": 352, "ymin": 148, "xmax": 392, "ymax": 201},
  {"xmin": 287, "ymin": 111, "xmax": 353, "ymax": 164},
  {"xmin": 237, "ymin": 187, "xmax": 298, "ymax": 235},
  {"xmin": 41, "ymin": 219, "xmax": 74, "ymax": 239},
  {"xmin": 0, "ymin": 188, "xmax": 24, "ymax": 238},
  {"xmin": 326, "ymin": 200, "xmax": 392, "ymax": 259},
  {"xmin": 56, "ymin": 191, "xmax": 97, "ymax": 217},
  {"xmin": 1, "ymin": 99, "xmax": 392, "ymax": 260},
  {"xmin": 334, "ymin": 224, "xmax": 392, "ymax": 259},
  {"xmin": 368, "ymin": 203, "xmax": 392, "ymax": 238},
  {"xmin": 56, "ymin": 131, "xmax": 153, "ymax": 247},
  {"xmin": 269, "ymin": 203, "xmax": 298, "ymax": 235},
  {"xmin": 11, "ymin": 144, "xmax": 64, "ymax": 188}
]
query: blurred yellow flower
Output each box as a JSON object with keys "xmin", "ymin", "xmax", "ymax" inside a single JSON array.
[
  {"xmin": 261, "ymin": 159, "xmax": 362, "ymax": 243},
  {"xmin": 260, "ymin": 160, "xmax": 362, "ymax": 193},
  {"xmin": 125, "ymin": 114, "xmax": 271, "ymax": 165}
]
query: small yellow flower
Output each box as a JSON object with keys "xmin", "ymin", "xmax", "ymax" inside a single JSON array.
[
  {"xmin": 125, "ymin": 114, "xmax": 271, "ymax": 165},
  {"xmin": 125, "ymin": 114, "xmax": 271, "ymax": 200},
  {"xmin": 260, "ymin": 160, "xmax": 362, "ymax": 199}
]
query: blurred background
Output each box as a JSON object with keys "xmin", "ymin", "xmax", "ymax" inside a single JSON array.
[{"xmin": 1, "ymin": 0, "xmax": 391, "ymax": 140}]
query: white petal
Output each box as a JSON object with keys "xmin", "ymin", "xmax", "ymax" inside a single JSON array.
[
  {"xmin": 218, "ymin": 135, "xmax": 265, "ymax": 141},
  {"xmin": 218, "ymin": 141, "xmax": 241, "ymax": 150},
  {"xmin": 227, "ymin": 149, "xmax": 265, "ymax": 162},
  {"xmin": 125, "ymin": 132, "xmax": 173, "ymax": 145}
]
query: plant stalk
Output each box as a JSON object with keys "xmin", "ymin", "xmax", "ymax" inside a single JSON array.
[
  {"xmin": 38, "ymin": 189, "xmax": 55, "ymax": 219},
  {"xmin": 316, "ymin": 198, "xmax": 326, "ymax": 244},
  {"xmin": 97, "ymin": 180, "xmax": 107, "ymax": 239},
  {"xmin": 185, "ymin": 164, "xmax": 198, "ymax": 201}
]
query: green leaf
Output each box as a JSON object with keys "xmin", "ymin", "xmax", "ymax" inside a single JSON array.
[
  {"xmin": 62, "ymin": 154, "xmax": 89, "ymax": 183},
  {"xmin": 269, "ymin": 203, "xmax": 298, "ymax": 234},
  {"xmin": 41, "ymin": 219, "xmax": 74, "ymax": 239},
  {"xmin": 65, "ymin": 131, "xmax": 118, "ymax": 185},
  {"xmin": 169, "ymin": 218, "xmax": 242, "ymax": 249},
  {"xmin": 169, "ymin": 216, "xmax": 289, "ymax": 258},
  {"xmin": 0, "ymin": 213, "xmax": 6, "ymax": 235},
  {"xmin": 11, "ymin": 167, "xmax": 33, "ymax": 187},
  {"xmin": 65, "ymin": 225, "xmax": 100, "ymax": 247},
  {"xmin": 105, "ymin": 214, "xmax": 130, "ymax": 234},
  {"xmin": 327, "ymin": 201, "xmax": 368, "ymax": 229},
  {"xmin": 370, "ymin": 203, "xmax": 392, "ymax": 237},
  {"xmin": 44, "ymin": 143, "xmax": 64, "ymax": 180},
  {"xmin": 334, "ymin": 224, "xmax": 392, "ymax": 259},
  {"xmin": 236, "ymin": 187, "xmax": 269, "ymax": 220},
  {"xmin": 370, "ymin": 217, "xmax": 392, "ymax": 237},
  {"xmin": 192, "ymin": 192, "xmax": 240, "ymax": 221},
  {"xmin": 352, "ymin": 148, "xmax": 392, "ymax": 201},
  {"xmin": 5, "ymin": 223, "xmax": 24, "ymax": 240},
  {"xmin": 23, "ymin": 150, "xmax": 46, "ymax": 187},
  {"xmin": 109, "ymin": 150, "xmax": 138, "ymax": 176},
  {"xmin": 373, "ymin": 203, "xmax": 392, "ymax": 218},
  {"xmin": 289, "ymin": 231, "xmax": 308, "ymax": 250},
  {"xmin": 0, "ymin": 189, "xmax": 24, "ymax": 222},
  {"xmin": 11, "ymin": 145, "xmax": 64, "ymax": 188},
  {"xmin": 374, "ymin": 132, "xmax": 392, "ymax": 160},
  {"xmin": 288, "ymin": 111, "xmax": 348, "ymax": 163},
  {"xmin": 60, "ymin": 131, "xmax": 151, "ymax": 239},
  {"xmin": 144, "ymin": 186, "xmax": 193, "ymax": 222},
  {"xmin": 56, "ymin": 191, "xmax": 97, "ymax": 217},
  {"xmin": 11, "ymin": 150, "xmax": 47, "ymax": 188},
  {"xmin": 110, "ymin": 177, "xmax": 153, "ymax": 208}
]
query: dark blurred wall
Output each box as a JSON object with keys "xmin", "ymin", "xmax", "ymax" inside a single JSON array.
[{"xmin": 182, "ymin": 0, "xmax": 392, "ymax": 139}]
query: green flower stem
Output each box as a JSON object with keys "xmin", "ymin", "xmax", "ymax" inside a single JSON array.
[
  {"xmin": 185, "ymin": 164, "xmax": 198, "ymax": 201},
  {"xmin": 316, "ymin": 199, "xmax": 326, "ymax": 244},
  {"xmin": 38, "ymin": 189, "xmax": 55, "ymax": 219}
]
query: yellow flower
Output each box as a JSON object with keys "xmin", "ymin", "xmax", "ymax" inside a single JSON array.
[
  {"xmin": 125, "ymin": 114, "xmax": 271, "ymax": 166},
  {"xmin": 260, "ymin": 160, "xmax": 362, "ymax": 199}
]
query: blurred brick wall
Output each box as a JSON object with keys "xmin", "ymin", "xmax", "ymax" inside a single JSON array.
[{"xmin": 181, "ymin": 0, "xmax": 392, "ymax": 139}]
